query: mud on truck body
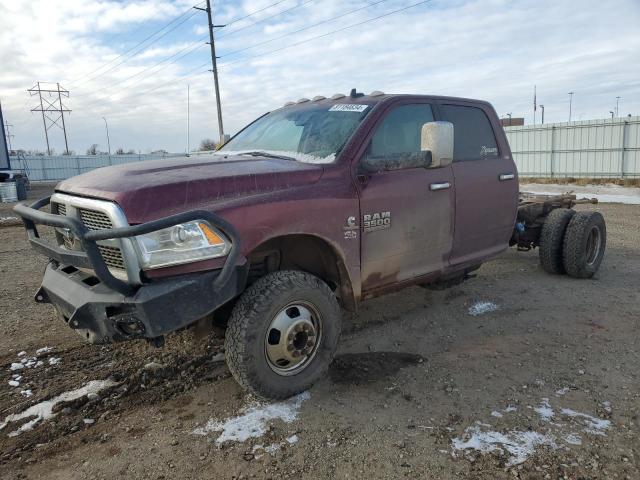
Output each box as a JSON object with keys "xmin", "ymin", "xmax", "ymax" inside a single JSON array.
[{"xmin": 14, "ymin": 91, "xmax": 606, "ymax": 399}]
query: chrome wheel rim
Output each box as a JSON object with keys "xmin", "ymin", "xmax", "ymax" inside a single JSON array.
[
  {"xmin": 264, "ymin": 301, "xmax": 323, "ymax": 376},
  {"xmin": 585, "ymin": 226, "xmax": 602, "ymax": 266}
]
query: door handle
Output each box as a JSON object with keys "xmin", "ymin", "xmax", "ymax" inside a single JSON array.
[
  {"xmin": 499, "ymin": 173, "xmax": 515, "ymax": 181},
  {"xmin": 430, "ymin": 182, "xmax": 451, "ymax": 191}
]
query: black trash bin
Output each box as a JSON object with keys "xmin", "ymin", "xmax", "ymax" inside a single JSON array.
[{"xmin": 15, "ymin": 177, "xmax": 27, "ymax": 201}]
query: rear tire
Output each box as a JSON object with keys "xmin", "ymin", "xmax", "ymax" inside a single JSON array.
[
  {"xmin": 225, "ymin": 270, "xmax": 341, "ymax": 399},
  {"xmin": 539, "ymin": 208, "xmax": 575, "ymax": 274},
  {"xmin": 562, "ymin": 211, "xmax": 606, "ymax": 279}
]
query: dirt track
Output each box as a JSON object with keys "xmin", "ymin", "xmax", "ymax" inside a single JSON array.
[{"xmin": 1, "ymin": 188, "xmax": 639, "ymax": 479}]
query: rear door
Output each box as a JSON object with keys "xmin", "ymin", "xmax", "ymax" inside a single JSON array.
[
  {"xmin": 439, "ymin": 102, "xmax": 518, "ymax": 266},
  {"xmin": 357, "ymin": 102, "xmax": 455, "ymax": 292}
]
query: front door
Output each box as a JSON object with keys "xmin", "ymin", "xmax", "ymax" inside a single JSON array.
[
  {"xmin": 357, "ymin": 103, "xmax": 455, "ymax": 292},
  {"xmin": 439, "ymin": 102, "xmax": 519, "ymax": 266}
]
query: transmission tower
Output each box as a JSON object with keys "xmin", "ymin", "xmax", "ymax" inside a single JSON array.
[{"xmin": 28, "ymin": 82, "xmax": 71, "ymax": 155}]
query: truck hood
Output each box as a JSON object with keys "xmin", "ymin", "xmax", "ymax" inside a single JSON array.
[{"xmin": 56, "ymin": 154, "xmax": 324, "ymax": 222}]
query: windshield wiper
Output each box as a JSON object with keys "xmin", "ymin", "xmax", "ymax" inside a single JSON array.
[{"xmin": 238, "ymin": 151, "xmax": 298, "ymax": 162}]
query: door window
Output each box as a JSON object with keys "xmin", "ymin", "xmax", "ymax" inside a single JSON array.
[
  {"xmin": 441, "ymin": 105, "xmax": 499, "ymax": 161},
  {"xmin": 365, "ymin": 104, "xmax": 434, "ymax": 168}
]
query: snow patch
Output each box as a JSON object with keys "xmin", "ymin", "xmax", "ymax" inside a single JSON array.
[
  {"xmin": 193, "ymin": 391, "xmax": 310, "ymax": 444},
  {"xmin": 468, "ymin": 301, "xmax": 499, "ymax": 316},
  {"xmin": 48, "ymin": 357, "xmax": 61, "ymax": 366},
  {"xmin": 454, "ymin": 398, "xmax": 612, "ymax": 465},
  {"xmin": 534, "ymin": 398, "xmax": 555, "ymax": 421},
  {"xmin": 555, "ymin": 387, "xmax": 570, "ymax": 396},
  {"xmin": 452, "ymin": 426, "xmax": 557, "ymax": 466},
  {"xmin": 0, "ymin": 379, "xmax": 118, "ymax": 437},
  {"xmin": 35, "ymin": 347, "xmax": 52, "ymax": 355},
  {"xmin": 560, "ymin": 408, "xmax": 611, "ymax": 435},
  {"xmin": 564, "ymin": 433, "xmax": 582, "ymax": 445}
]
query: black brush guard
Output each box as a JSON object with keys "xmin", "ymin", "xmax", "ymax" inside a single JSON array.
[{"xmin": 13, "ymin": 197, "xmax": 246, "ymax": 344}]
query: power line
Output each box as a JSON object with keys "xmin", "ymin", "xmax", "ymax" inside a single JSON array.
[
  {"xmin": 76, "ymin": 36, "xmax": 209, "ymax": 96},
  {"xmin": 219, "ymin": 0, "xmax": 433, "ymax": 68},
  {"xmin": 216, "ymin": 0, "xmax": 314, "ymax": 41},
  {"xmin": 220, "ymin": 0, "xmax": 390, "ymax": 59},
  {"xmin": 70, "ymin": 3, "xmax": 205, "ymax": 88},
  {"xmin": 77, "ymin": 0, "xmax": 433, "ymax": 114},
  {"xmin": 74, "ymin": 1, "xmax": 296, "ymax": 110},
  {"xmin": 222, "ymin": 0, "xmax": 290, "ymax": 28}
]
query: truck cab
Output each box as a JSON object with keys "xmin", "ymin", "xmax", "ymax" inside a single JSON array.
[{"xmin": 13, "ymin": 91, "xmax": 551, "ymax": 399}]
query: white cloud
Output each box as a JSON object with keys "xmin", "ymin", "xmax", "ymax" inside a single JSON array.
[{"xmin": 0, "ymin": 0, "xmax": 639, "ymax": 153}]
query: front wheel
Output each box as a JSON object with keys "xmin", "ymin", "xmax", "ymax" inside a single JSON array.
[{"xmin": 225, "ymin": 270, "xmax": 341, "ymax": 399}]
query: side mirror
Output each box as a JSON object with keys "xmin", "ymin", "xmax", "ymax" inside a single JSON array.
[{"xmin": 421, "ymin": 121, "xmax": 454, "ymax": 168}]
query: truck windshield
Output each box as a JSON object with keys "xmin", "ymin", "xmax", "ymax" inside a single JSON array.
[{"xmin": 217, "ymin": 102, "xmax": 373, "ymax": 164}]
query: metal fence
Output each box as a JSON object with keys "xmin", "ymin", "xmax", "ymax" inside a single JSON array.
[
  {"xmin": 505, "ymin": 116, "xmax": 640, "ymax": 178},
  {"xmin": 8, "ymin": 117, "xmax": 640, "ymax": 181},
  {"xmin": 8, "ymin": 153, "xmax": 186, "ymax": 182}
]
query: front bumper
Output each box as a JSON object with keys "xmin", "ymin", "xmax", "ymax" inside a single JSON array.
[
  {"xmin": 37, "ymin": 261, "xmax": 247, "ymax": 343},
  {"xmin": 14, "ymin": 196, "xmax": 246, "ymax": 343}
]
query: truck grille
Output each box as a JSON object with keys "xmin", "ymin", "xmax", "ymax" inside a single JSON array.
[
  {"xmin": 79, "ymin": 209, "xmax": 113, "ymax": 230},
  {"xmin": 52, "ymin": 202, "xmax": 126, "ymax": 271}
]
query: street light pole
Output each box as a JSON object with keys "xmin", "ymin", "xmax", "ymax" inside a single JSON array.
[
  {"xmin": 568, "ymin": 92, "xmax": 574, "ymax": 122},
  {"xmin": 616, "ymin": 96, "xmax": 621, "ymax": 117},
  {"xmin": 540, "ymin": 105, "xmax": 545, "ymax": 124},
  {"xmin": 102, "ymin": 117, "xmax": 111, "ymax": 155},
  {"xmin": 610, "ymin": 111, "xmax": 615, "ymax": 119}
]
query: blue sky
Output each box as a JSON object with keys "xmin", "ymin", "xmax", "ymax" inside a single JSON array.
[{"xmin": 0, "ymin": 0, "xmax": 639, "ymax": 154}]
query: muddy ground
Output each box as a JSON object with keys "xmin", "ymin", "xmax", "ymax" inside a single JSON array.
[{"xmin": 0, "ymin": 185, "xmax": 639, "ymax": 479}]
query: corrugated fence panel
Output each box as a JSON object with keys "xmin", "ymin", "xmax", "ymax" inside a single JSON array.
[
  {"xmin": 8, "ymin": 153, "xmax": 185, "ymax": 181},
  {"xmin": 505, "ymin": 116, "xmax": 640, "ymax": 178}
]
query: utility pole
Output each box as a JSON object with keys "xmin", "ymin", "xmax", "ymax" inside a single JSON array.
[
  {"xmin": 540, "ymin": 105, "xmax": 545, "ymax": 124},
  {"xmin": 102, "ymin": 117, "xmax": 111, "ymax": 155},
  {"xmin": 28, "ymin": 82, "xmax": 71, "ymax": 155},
  {"xmin": 615, "ymin": 96, "xmax": 621, "ymax": 117},
  {"xmin": 4, "ymin": 120, "xmax": 14, "ymax": 152},
  {"xmin": 568, "ymin": 91, "xmax": 574, "ymax": 122},
  {"xmin": 195, "ymin": 0, "xmax": 225, "ymax": 145}
]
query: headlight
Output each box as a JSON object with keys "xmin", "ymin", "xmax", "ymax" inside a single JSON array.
[{"xmin": 135, "ymin": 221, "xmax": 231, "ymax": 269}]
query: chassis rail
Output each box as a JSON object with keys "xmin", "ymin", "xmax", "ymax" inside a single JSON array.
[{"xmin": 13, "ymin": 196, "xmax": 241, "ymax": 296}]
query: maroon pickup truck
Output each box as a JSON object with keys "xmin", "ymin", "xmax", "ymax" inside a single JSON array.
[{"xmin": 15, "ymin": 91, "xmax": 606, "ymax": 399}]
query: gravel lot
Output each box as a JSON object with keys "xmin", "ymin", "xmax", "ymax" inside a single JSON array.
[{"xmin": 0, "ymin": 185, "xmax": 639, "ymax": 479}]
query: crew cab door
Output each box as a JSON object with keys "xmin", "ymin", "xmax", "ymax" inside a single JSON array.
[
  {"xmin": 439, "ymin": 102, "xmax": 518, "ymax": 266},
  {"xmin": 357, "ymin": 103, "xmax": 455, "ymax": 292}
]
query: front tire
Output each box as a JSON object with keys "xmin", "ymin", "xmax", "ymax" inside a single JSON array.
[{"xmin": 225, "ymin": 270, "xmax": 342, "ymax": 399}]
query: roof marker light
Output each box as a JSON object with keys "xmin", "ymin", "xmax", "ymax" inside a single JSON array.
[
  {"xmin": 296, "ymin": 98, "xmax": 310, "ymax": 103},
  {"xmin": 331, "ymin": 93, "xmax": 345, "ymax": 100},
  {"xmin": 312, "ymin": 95, "xmax": 326, "ymax": 101},
  {"xmin": 369, "ymin": 90, "xmax": 385, "ymax": 97}
]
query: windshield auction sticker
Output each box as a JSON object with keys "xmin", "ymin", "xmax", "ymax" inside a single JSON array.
[{"xmin": 328, "ymin": 104, "xmax": 369, "ymax": 113}]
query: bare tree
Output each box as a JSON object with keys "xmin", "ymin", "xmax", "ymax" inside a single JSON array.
[
  {"xmin": 86, "ymin": 144, "xmax": 99, "ymax": 155},
  {"xmin": 115, "ymin": 147, "xmax": 125, "ymax": 155},
  {"xmin": 126, "ymin": 149, "xmax": 136, "ymax": 154},
  {"xmin": 199, "ymin": 138, "xmax": 217, "ymax": 151}
]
